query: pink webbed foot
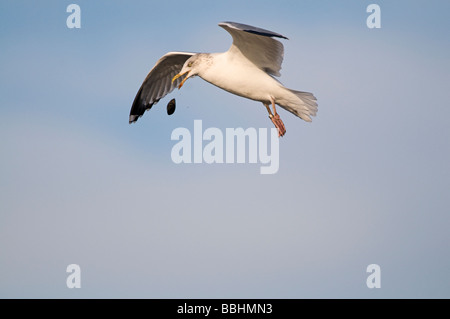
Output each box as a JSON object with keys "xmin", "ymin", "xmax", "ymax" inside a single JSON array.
[{"xmin": 269, "ymin": 113, "xmax": 286, "ymax": 137}]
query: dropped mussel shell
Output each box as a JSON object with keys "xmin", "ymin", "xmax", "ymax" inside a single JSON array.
[{"xmin": 167, "ymin": 98, "xmax": 176, "ymax": 115}]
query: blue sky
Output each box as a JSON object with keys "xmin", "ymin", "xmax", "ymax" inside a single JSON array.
[{"xmin": 1, "ymin": 0, "xmax": 449, "ymax": 298}]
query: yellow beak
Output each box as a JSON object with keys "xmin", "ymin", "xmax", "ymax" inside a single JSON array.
[{"xmin": 172, "ymin": 71, "xmax": 190, "ymax": 89}]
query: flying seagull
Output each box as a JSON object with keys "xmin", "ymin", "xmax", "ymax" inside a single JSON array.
[{"xmin": 129, "ymin": 21, "xmax": 317, "ymax": 137}]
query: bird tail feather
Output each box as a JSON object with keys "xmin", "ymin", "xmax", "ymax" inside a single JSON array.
[{"xmin": 280, "ymin": 89, "xmax": 318, "ymax": 122}]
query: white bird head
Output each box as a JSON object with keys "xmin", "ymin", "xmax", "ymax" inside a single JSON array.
[{"xmin": 172, "ymin": 54, "xmax": 208, "ymax": 89}]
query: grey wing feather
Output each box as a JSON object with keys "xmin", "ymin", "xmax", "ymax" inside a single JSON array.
[
  {"xmin": 218, "ymin": 21, "xmax": 288, "ymax": 77},
  {"xmin": 129, "ymin": 52, "xmax": 195, "ymax": 123},
  {"xmin": 219, "ymin": 21, "xmax": 288, "ymax": 39}
]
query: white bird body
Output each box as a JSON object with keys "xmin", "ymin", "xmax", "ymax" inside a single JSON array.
[
  {"xmin": 199, "ymin": 52, "xmax": 282, "ymax": 103},
  {"xmin": 196, "ymin": 51, "xmax": 316, "ymax": 123},
  {"xmin": 129, "ymin": 21, "xmax": 318, "ymax": 135}
]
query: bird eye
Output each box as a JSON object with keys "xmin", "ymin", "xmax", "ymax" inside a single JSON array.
[{"xmin": 187, "ymin": 62, "xmax": 193, "ymax": 67}]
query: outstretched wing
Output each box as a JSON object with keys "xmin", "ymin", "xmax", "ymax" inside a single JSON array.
[
  {"xmin": 218, "ymin": 21, "xmax": 288, "ymax": 77},
  {"xmin": 129, "ymin": 51, "xmax": 196, "ymax": 123}
]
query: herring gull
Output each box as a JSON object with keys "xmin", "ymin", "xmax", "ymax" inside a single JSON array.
[{"xmin": 129, "ymin": 21, "xmax": 317, "ymax": 137}]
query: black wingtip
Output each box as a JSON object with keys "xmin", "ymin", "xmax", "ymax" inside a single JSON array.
[
  {"xmin": 129, "ymin": 115, "xmax": 138, "ymax": 124},
  {"xmin": 129, "ymin": 85, "xmax": 154, "ymax": 124},
  {"xmin": 220, "ymin": 21, "xmax": 288, "ymax": 40},
  {"xmin": 244, "ymin": 29, "xmax": 288, "ymax": 40}
]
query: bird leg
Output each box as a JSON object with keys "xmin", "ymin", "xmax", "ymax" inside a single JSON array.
[{"xmin": 264, "ymin": 98, "xmax": 286, "ymax": 137}]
